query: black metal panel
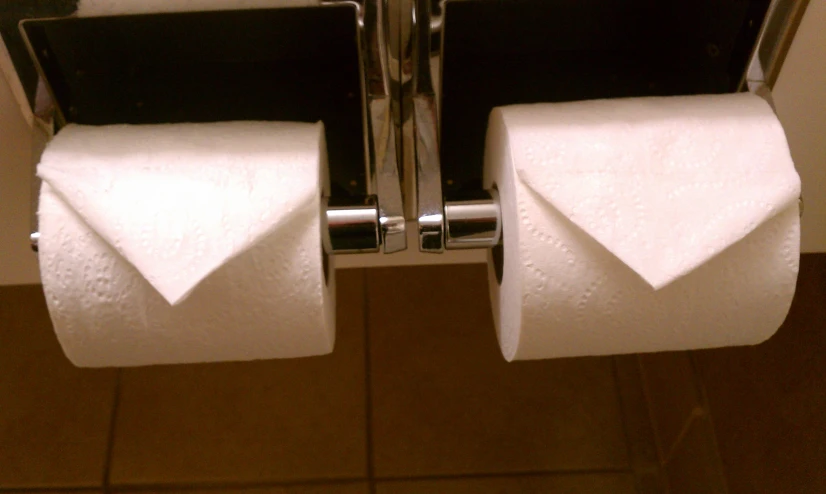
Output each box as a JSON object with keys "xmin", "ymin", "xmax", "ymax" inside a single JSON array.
[
  {"xmin": 0, "ymin": 0, "xmax": 79, "ymax": 105},
  {"xmin": 2, "ymin": 1, "xmax": 775, "ymax": 197},
  {"xmin": 439, "ymin": 0, "xmax": 772, "ymax": 194},
  {"xmin": 21, "ymin": 6, "xmax": 366, "ymax": 196}
]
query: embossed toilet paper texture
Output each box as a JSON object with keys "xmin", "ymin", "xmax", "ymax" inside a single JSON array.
[
  {"xmin": 38, "ymin": 121, "xmax": 335, "ymax": 367},
  {"xmin": 485, "ymin": 93, "xmax": 801, "ymax": 361}
]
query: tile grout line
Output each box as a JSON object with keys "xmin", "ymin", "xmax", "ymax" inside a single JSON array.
[
  {"xmin": 635, "ymin": 355, "xmax": 668, "ymax": 468},
  {"xmin": 0, "ymin": 468, "xmax": 641, "ymax": 494},
  {"xmin": 609, "ymin": 356, "xmax": 651, "ymax": 492},
  {"xmin": 636, "ymin": 355, "xmax": 675, "ymax": 494},
  {"xmin": 610, "ymin": 357, "xmax": 637, "ymax": 465},
  {"xmin": 371, "ymin": 467, "xmax": 634, "ymax": 484},
  {"xmin": 654, "ymin": 352, "xmax": 711, "ymax": 467},
  {"xmin": 88, "ymin": 478, "xmax": 368, "ymax": 493},
  {"xmin": 662, "ymin": 412, "xmax": 699, "ymax": 465},
  {"xmin": 0, "ymin": 488, "xmax": 100, "ymax": 493},
  {"xmin": 653, "ymin": 353, "xmax": 706, "ymax": 465},
  {"xmin": 102, "ymin": 367, "xmax": 123, "ymax": 492},
  {"xmin": 687, "ymin": 352, "xmax": 730, "ymax": 494},
  {"xmin": 0, "ymin": 479, "xmax": 370, "ymax": 494},
  {"xmin": 362, "ymin": 269, "xmax": 377, "ymax": 494}
]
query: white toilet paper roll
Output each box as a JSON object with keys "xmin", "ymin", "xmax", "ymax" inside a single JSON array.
[
  {"xmin": 38, "ymin": 121, "xmax": 335, "ymax": 367},
  {"xmin": 484, "ymin": 93, "xmax": 801, "ymax": 361}
]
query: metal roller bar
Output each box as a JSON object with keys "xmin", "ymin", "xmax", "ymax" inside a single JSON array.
[
  {"xmin": 334, "ymin": 0, "xmax": 407, "ymax": 254},
  {"xmin": 323, "ymin": 196, "xmax": 381, "ymax": 254},
  {"xmin": 444, "ymin": 189, "xmax": 501, "ymax": 250}
]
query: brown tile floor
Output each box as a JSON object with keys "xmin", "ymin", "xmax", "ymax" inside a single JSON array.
[
  {"xmin": 0, "ymin": 285, "xmax": 117, "ymax": 488},
  {"xmin": 0, "ymin": 266, "xmax": 652, "ymax": 492},
  {"xmin": 4, "ymin": 259, "xmax": 823, "ymax": 493},
  {"xmin": 367, "ymin": 265, "xmax": 629, "ymax": 477},
  {"xmin": 108, "ymin": 269, "xmax": 368, "ymax": 485}
]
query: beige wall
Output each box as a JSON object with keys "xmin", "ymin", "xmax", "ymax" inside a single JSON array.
[
  {"xmin": 1, "ymin": 1, "xmax": 825, "ymax": 285},
  {"xmin": 774, "ymin": 0, "xmax": 826, "ymax": 252},
  {"xmin": 0, "ymin": 48, "xmax": 39, "ymax": 285}
]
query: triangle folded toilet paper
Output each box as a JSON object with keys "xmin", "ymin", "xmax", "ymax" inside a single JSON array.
[
  {"xmin": 37, "ymin": 121, "xmax": 335, "ymax": 367},
  {"xmin": 484, "ymin": 93, "xmax": 801, "ymax": 361}
]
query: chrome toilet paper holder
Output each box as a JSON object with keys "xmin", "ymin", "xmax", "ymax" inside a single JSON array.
[
  {"xmin": 406, "ymin": 0, "xmax": 805, "ymax": 256},
  {"xmin": 20, "ymin": 2, "xmax": 404, "ymax": 255},
  {"xmin": 10, "ymin": 0, "xmax": 804, "ymax": 255}
]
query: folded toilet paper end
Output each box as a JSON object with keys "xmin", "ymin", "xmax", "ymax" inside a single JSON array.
[
  {"xmin": 486, "ymin": 92, "xmax": 802, "ymax": 361},
  {"xmin": 36, "ymin": 121, "xmax": 339, "ymax": 367}
]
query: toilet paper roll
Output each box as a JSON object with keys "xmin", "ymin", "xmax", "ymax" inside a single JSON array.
[
  {"xmin": 484, "ymin": 93, "xmax": 801, "ymax": 361},
  {"xmin": 37, "ymin": 121, "xmax": 335, "ymax": 367}
]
